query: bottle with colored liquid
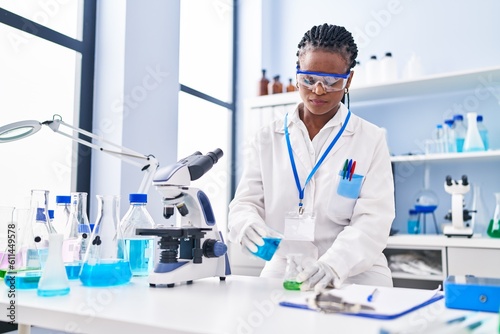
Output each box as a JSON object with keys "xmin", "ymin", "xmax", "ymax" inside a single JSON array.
[
  {"xmin": 80, "ymin": 195, "xmax": 132, "ymax": 287},
  {"xmin": 119, "ymin": 194, "xmax": 155, "ymax": 276},
  {"xmin": 37, "ymin": 233, "xmax": 70, "ymax": 297},
  {"xmin": 463, "ymin": 112, "xmax": 485, "ymax": 152},
  {"xmin": 63, "ymin": 192, "xmax": 91, "ymax": 279},
  {"xmin": 283, "ymin": 254, "xmax": 303, "ymax": 290},
  {"xmin": 452, "ymin": 114, "xmax": 467, "ymax": 153}
]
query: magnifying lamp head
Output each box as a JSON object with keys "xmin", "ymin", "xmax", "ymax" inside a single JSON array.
[{"xmin": 0, "ymin": 120, "xmax": 42, "ymax": 143}]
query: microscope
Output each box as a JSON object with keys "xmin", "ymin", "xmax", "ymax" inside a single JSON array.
[
  {"xmin": 443, "ymin": 175, "xmax": 474, "ymax": 238},
  {"xmin": 136, "ymin": 149, "xmax": 231, "ymax": 287}
]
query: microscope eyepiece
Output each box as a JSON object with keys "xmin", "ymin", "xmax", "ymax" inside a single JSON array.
[
  {"xmin": 461, "ymin": 175, "xmax": 468, "ymax": 186},
  {"xmin": 445, "ymin": 175, "xmax": 453, "ymax": 186}
]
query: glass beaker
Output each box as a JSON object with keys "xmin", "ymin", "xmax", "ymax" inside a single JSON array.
[
  {"xmin": 0, "ymin": 206, "xmax": 15, "ymax": 272},
  {"xmin": 283, "ymin": 254, "xmax": 303, "ymax": 290},
  {"xmin": 80, "ymin": 195, "xmax": 132, "ymax": 287},
  {"xmin": 63, "ymin": 192, "xmax": 91, "ymax": 279},
  {"xmin": 487, "ymin": 192, "xmax": 500, "ymax": 238}
]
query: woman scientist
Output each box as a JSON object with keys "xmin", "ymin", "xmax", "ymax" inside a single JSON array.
[{"xmin": 228, "ymin": 23, "xmax": 395, "ymax": 292}]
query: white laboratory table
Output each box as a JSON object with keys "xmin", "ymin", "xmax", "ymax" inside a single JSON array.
[{"xmin": 0, "ymin": 275, "xmax": 497, "ymax": 334}]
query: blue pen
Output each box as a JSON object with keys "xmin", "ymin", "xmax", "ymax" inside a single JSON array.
[
  {"xmin": 367, "ymin": 288, "xmax": 379, "ymax": 302},
  {"xmin": 346, "ymin": 159, "xmax": 352, "ymax": 180}
]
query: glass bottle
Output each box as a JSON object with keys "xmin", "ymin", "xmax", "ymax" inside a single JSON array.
[
  {"xmin": 286, "ymin": 78, "xmax": 296, "ymax": 92},
  {"xmin": 453, "ymin": 114, "xmax": 467, "ymax": 153},
  {"xmin": 487, "ymin": 192, "xmax": 500, "ymax": 238},
  {"xmin": 120, "ymin": 193, "xmax": 155, "ymax": 276},
  {"xmin": 37, "ymin": 233, "xmax": 70, "ymax": 297},
  {"xmin": 271, "ymin": 75, "xmax": 283, "ymax": 94},
  {"xmin": 476, "ymin": 115, "xmax": 489, "ymax": 151},
  {"xmin": 52, "ymin": 195, "xmax": 71, "ymax": 234},
  {"xmin": 80, "ymin": 195, "xmax": 132, "ymax": 287},
  {"xmin": 63, "ymin": 192, "xmax": 91, "ymax": 279},
  {"xmin": 444, "ymin": 119, "xmax": 456, "ymax": 153},
  {"xmin": 259, "ymin": 69, "xmax": 269, "ymax": 96},
  {"xmin": 407, "ymin": 209, "xmax": 420, "ymax": 234},
  {"xmin": 283, "ymin": 254, "xmax": 303, "ymax": 290},
  {"xmin": 463, "ymin": 112, "xmax": 485, "ymax": 152}
]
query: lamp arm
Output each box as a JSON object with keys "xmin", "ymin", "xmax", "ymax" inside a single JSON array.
[{"xmin": 43, "ymin": 116, "xmax": 159, "ymax": 193}]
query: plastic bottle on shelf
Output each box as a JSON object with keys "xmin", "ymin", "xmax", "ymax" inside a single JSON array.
[
  {"xmin": 407, "ymin": 209, "xmax": 420, "ymax": 234},
  {"xmin": 403, "ymin": 53, "xmax": 422, "ymax": 80},
  {"xmin": 463, "ymin": 112, "xmax": 485, "ymax": 152},
  {"xmin": 365, "ymin": 55, "xmax": 380, "ymax": 85},
  {"xmin": 52, "ymin": 195, "xmax": 71, "ymax": 234},
  {"xmin": 476, "ymin": 115, "xmax": 489, "ymax": 151},
  {"xmin": 380, "ymin": 52, "xmax": 398, "ymax": 83},
  {"xmin": 119, "ymin": 194, "xmax": 156, "ymax": 276},
  {"xmin": 443, "ymin": 119, "xmax": 456, "ymax": 153},
  {"xmin": 351, "ymin": 60, "xmax": 366, "ymax": 88},
  {"xmin": 452, "ymin": 114, "xmax": 467, "ymax": 153},
  {"xmin": 433, "ymin": 124, "xmax": 446, "ymax": 154}
]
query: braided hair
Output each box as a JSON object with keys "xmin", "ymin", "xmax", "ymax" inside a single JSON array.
[{"xmin": 296, "ymin": 23, "xmax": 358, "ymax": 71}]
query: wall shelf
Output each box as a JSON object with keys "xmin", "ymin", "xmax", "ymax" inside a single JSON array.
[
  {"xmin": 390, "ymin": 149, "xmax": 500, "ymax": 163},
  {"xmin": 247, "ymin": 66, "xmax": 500, "ymax": 109}
]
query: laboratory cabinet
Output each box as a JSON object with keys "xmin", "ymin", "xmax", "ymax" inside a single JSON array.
[
  {"xmin": 232, "ymin": 66, "xmax": 500, "ymax": 278},
  {"xmin": 385, "ymin": 235, "xmax": 500, "ymax": 290}
]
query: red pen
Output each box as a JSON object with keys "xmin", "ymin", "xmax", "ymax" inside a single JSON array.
[{"xmin": 349, "ymin": 161, "xmax": 356, "ymax": 181}]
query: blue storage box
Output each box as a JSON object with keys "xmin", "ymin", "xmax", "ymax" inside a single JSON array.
[{"xmin": 444, "ymin": 275, "xmax": 500, "ymax": 313}]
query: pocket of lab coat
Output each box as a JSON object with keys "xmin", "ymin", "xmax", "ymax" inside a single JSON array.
[{"xmin": 327, "ymin": 171, "xmax": 364, "ymax": 220}]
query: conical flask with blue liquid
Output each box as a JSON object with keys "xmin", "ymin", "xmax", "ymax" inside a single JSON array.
[
  {"xmin": 37, "ymin": 233, "xmax": 70, "ymax": 297},
  {"xmin": 80, "ymin": 195, "xmax": 132, "ymax": 287}
]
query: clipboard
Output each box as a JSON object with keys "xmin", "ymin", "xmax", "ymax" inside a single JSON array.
[{"xmin": 279, "ymin": 284, "xmax": 444, "ymax": 320}]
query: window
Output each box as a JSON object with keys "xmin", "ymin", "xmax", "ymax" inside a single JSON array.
[
  {"xmin": 178, "ymin": 0, "xmax": 236, "ymax": 233},
  {"xmin": 0, "ymin": 2, "xmax": 96, "ymax": 209}
]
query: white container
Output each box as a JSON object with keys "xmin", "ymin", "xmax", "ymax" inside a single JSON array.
[
  {"xmin": 380, "ymin": 52, "xmax": 398, "ymax": 83},
  {"xmin": 351, "ymin": 61, "xmax": 366, "ymax": 88},
  {"xmin": 403, "ymin": 53, "xmax": 422, "ymax": 80},
  {"xmin": 365, "ymin": 55, "xmax": 380, "ymax": 85}
]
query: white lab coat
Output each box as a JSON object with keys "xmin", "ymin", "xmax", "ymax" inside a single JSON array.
[{"xmin": 228, "ymin": 103, "xmax": 395, "ymax": 287}]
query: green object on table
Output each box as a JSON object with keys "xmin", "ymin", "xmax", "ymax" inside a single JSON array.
[{"xmin": 283, "ymin": 280, "xmax": 302, "ymax": 291}]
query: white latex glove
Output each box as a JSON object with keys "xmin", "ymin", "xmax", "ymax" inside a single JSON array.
[
  {"xmin": 296, "ymin": 260, "xmax": 338, "ymax": 293},
  {"xmin": 239, "ymin": 222, "xmax": 267, "ymax": 253}
]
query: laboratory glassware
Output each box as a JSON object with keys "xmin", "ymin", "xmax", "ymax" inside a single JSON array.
[
  {"xmin": 37, "ymin": 233, "xmax": 70, "ymax": 297},
  {"xmin": 0, "ymin": 207, "xmax": 15, "ymax": 275},
  {"xmin": 469, "ymin": 183, "xmax": 490, "ymax": 237},
  {"xmin": 80, "ymin": 195, "xmax": 132, "ymax": 287},
  {"xmin": 487, "ymin": 192, "xmax": 500, "ymax": 238},
  {"xmin": 407, "ymin": 209, "xmax": 420, "ymax": 234},
  {"xmin": 463, "ymin": 112, "xmax": 485, "ymax": 152},
  {"xmin": 120, "ymin": 193, "xmax": 155, "ymax": 276},
  {"xmin": 63, "ymin": 192, "xmax": 91, "ymax": 279},
  {"xmin": 444, "ymin": 119, "xmax": 456, "ymax": 153},
  {"xmin": 452, "ymin": 114, "xmax": 467, "ymax": 153},
  {"xmin": 52, "ymin": 195, "xmax": 71, "ymax": 234},
  {"xmin": 283, "ymin": 254, "xmax": 303, "ymax": 290},
  {"xmin": 476, "ymin": 115, "xmax": 489, "ymax": 151},
  {"xmin": 259, "ymin": 69, "xmax": 269, "ymax": 96}
]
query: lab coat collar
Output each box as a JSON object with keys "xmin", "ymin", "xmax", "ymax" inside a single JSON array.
[{"xmin": 277, "ymin": 102, "xmax": 355, "ymax": 135}]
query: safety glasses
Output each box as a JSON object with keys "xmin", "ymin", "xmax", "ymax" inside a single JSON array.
[{"xmin": 296, "ymin": 68, "xmax": 351, "ymax": 93}]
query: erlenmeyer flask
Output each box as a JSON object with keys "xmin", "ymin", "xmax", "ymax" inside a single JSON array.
[
  {"xmin": 80, "ymin": 195, "xmax": 132, "ymax": 287},
  {"xmin": 487, "ymin": 193, "xmax": 500, "ymax": 238},
  {"xmin": 37, "ymin": 233, "xmax": 70, "ymax": 297},
  {"xmin": 6, "ymin": 190, "xmax": 54, "ymax": 289},
  {"xmin": 0, "ymin": 206, "xmax": 15, "ymax": 277},
  {"xmin": 469, "ymin": 183, "xmax": 490, "ymax": 237},
  {"xmin": 63, "ymin": 192, "xmax": 91, "ymax": 279}
]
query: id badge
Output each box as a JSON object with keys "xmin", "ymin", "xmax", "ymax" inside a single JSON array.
[{"xmin": 284, "ymin": 211, "xmax": 316, "ymax": 241}]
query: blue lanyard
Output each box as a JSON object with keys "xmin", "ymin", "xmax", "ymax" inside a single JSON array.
[{"xmin": 284, "ymin": 109, "xmax": 351, "ymax": 213}]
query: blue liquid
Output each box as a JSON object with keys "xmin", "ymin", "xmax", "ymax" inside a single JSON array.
[
  {"xmin": 65, "ymin": 264, "xmax": 82, "ymax": 280},
  {"xmin": 80, "ymin": 260, "xmax": 132, "ymax": 287},
  {"xmin": 38, "ymin": 287, "xmax": 70, "ymax": 297},
  {"xmin": 456, "ymin": 138, "xmax": 465, "ymax": 153},
  {"xmin": 408, "ymin": 220, "xmax": 420, "ymax": 234},
  {"xmin": 252, "ymin": 237, "xmax": 281, "ymax": 261},
  {"xmin": 4, "ymin": 271, "xmax": 42, "ymax": 289},
  {"xmin": 125, "ymin": 239, "xmax": 153, "ymax": 276}
]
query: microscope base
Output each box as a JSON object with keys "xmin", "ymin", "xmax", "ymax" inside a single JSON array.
[
  {"xmin": 443, "ymin": 224, "xmax": 474, "ymax": 238},
  {"xmin": 148, "ymin": 257, "xmax": 228, "ymax": 288}
]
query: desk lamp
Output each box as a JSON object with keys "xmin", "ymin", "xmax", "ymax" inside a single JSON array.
[{"xmin": 0, "ymin": 114, "xmax": 159, "ymax": 194}]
